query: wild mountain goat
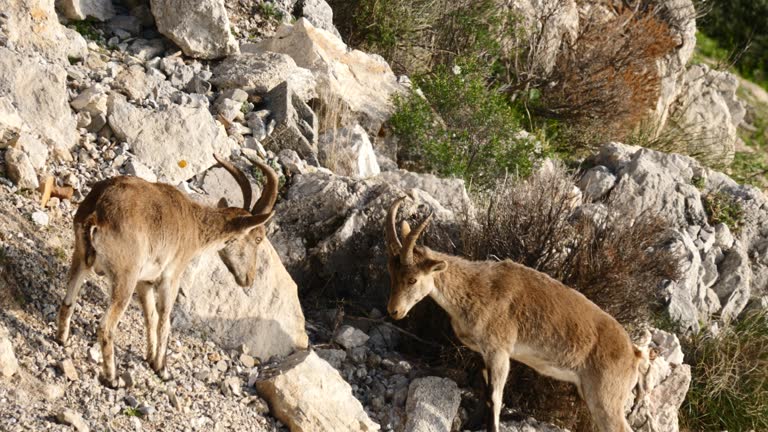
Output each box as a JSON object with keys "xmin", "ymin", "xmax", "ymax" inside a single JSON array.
[
  {"xmin": 384, "ymin": 197, "xmax": 645, "ymax": 432},
  {"xmin": 56, "ymin": 155, "xmax": 278, "ymax": 387}
]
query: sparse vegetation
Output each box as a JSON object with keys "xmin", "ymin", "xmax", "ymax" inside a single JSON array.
[
  {"xmin": 68, "ymin": 20, "xmax": 102, "ymax": 41},
  {"xmin": 257, "ymin": 2, "xmax": 284, "ymax": 21},
  {"xmin": 681, "ymin": 311, "xmax": 768, "ymax": 431},
  {"xmin": 702, "ymin": 191, "xmax": 744, "ymax": 233}
]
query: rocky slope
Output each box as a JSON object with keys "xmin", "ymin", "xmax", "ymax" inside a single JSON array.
[{"xmin": 0, "ymin": 0, "xmax": 765, "ymax": 431}]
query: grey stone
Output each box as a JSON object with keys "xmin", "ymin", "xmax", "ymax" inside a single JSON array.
[
  {"xmin": 578, "ymin": 166, "xmax": 615, "ymax": 200},
  {"xmin": 124, "ymin": 157, "xmax": 157, "ymax": 183},
  {"xmin": 149, "ymin": 0, "xmax": 237, "ymax": 59},
  {"xmin": 262, "ymin": 81, "xmax": 318, "ymax": 164},
  {"xmin": 56, "ymin": 409, "xmax": 89, "ymax": 432},
  {"xmin": 713, "ymin": 246, "xmax": 752, "ymax": 323},
  {"xmin": 405, "ymin": 377, "xmax": 461, "ymax": 432},
  {"xmin": 108, "ymin": 94, "xmax": 231, "ymax": 183},
  {"xmin": 5, "ymin": 147, "xmax": 39, "ymax": 190},
  {"xmin": 58, "ymin": 0, "xmax": 115, "ymax": 21},
  {"xmin": 109, "ymin": 15, "xmax": 142, "ymax": 36},
  {"xmin": 211, "ymin": 51, "xmax": 315, "ymax": 101},
  {"xmin": 0, "ymin": 324, "xmax": 19, "ymax": 378},
  {"xmin": 315, "ymin": 348, "xmax": 346, "ymax": 370},
  {"xmin": 255, "ymin": 350, "xmax": 379, "ymax": 431},
  {"xmin": 59, "ymin": 358, "xmax": 78, "ymax": 381},
  {"xmin": 334, "ymin": 325, "xmax": 369, "ymax": 350}
]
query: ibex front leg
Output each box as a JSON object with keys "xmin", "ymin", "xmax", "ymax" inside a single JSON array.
[
  {"xmin": 152, "ymin": 274, "xmax": 181, "ymax": 380},
  {"xmin": 98, "ymin": 269, "xmax": 138, "ymax": 388},
  {"xmin": 484, "ymin": 351, "xmax": 510, "ymax": 432}
]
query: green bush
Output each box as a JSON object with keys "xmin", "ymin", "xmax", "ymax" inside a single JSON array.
[
  {"xmin": 698, "ymin": 0, "xmax": 768, "ymax": 89},
  {"xmin": 681, "ymin": 312, "xmax": 768, "ymax": 431},
  {"xmin": 390, "ymin": 59, "xmax": 543, "ymax": 188}
]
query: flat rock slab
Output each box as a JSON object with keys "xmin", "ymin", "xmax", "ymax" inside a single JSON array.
[
  {"xmin": 404, "ymin": 376, "xmax": 461, "ymax": 432},
  {"xmin": 256, "ymin": 350, "xmax": 379, "ymax": 431}
]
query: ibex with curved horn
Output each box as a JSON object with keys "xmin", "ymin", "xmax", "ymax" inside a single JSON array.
[
  {"xmin": 384, "ymin": 197, "xmax": 645, "ymax": 432},
  {"xmin": 57, "ymin": 154, "xmax": 279, "ymax": 387}
]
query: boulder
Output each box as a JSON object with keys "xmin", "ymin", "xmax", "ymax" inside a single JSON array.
[
  {"xmin": 107, "ymin": 94, "xmax": 232, "ymax": 183},
  {"xmin": 256, "ymin": 19, "xmax": 403, "ymax": 133},
  {"xmin": 578, "ymin": 166, "xmax": 615, "ymax": 201},
  {"xmin": 211, "ymin": 51, "xmax": 316, "ymax": 101},
  {"xmin": 270, "ymin": 170, "xmax": 471, "ymax": 305},
  {"xmin": 712, "ymin": 245, "xmax": 752, "ymax": 323},
  {"xmin": 296, "ymin": 0, "xmax": 340, "ymax": 38},
  {"xmin": 630, "ymin": 329, "xmax": 692, "ymax": 432},
  {"xmin": 5, "ymin": 147, "xmax": 39, "ymax": 190},
  {"xmin": 58, "ymin": 0, "xmax": 115, "ymax": 21},
  {"xmin": 4, "ymin": 0, "xmax": 88, "ymax": 63},
  {"xmin": 0, "ymin": 48, "xmax": 78, "ymax": 156},
  {"xmin": 404, "ymin": 377, "xmax": 461, "ymax": 432},
  {"xmin": 333, "ymin": 325, "xmax": 369, "ymax": 349},
  {"xmin": 13, "ymin": 133, "xmax": 48, "ymax": 170},
  {"xmin": 0, "ymin": 97, "xmax": 24, "ymax": 147},
  {"xmin": 255, "ymin": 350, "xmax": 379, "ymax": 431},
  {"xmin": 262, "ymin": 81, "xmax": 319, "ymax": 165},
  {"xmin": 666, "ymin": 64, "xmax": 746, "ymax": 165},
  {"xmin": 149, "ymin": 0, "xmax": 237, "ymax": 59},
  {"xmin": 0, "ymin": 324, "xmax": 19, "ymax": 378},
  {"xmin": 319, "ymin": 124, "xmax": 381, "ymax": 178},
  {"xmin": 176, "ymin": 236, "xmax": 308, "ymax": 361}
]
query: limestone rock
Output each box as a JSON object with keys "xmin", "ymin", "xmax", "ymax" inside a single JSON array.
[
  {"xmin": 0, "ymin": 324, "xmax": 19, "ymax": 378},
  {"xmin": 4, "ymin": 0, "xmax": 88, "ymax": 63},
  {"xmin": 58, "ymin": 0, "xmax": 115, "ymax": 21},
  {"xmin": 404, "ymin": 377, "xmax": 461, "ymax": 432},
  {"xmin": 333, "ymin": 325, "xmax": 369, "ymax": 349},
  {"xmin": 578, "ymin": 166, "xmax": 615, "ymax": 201},
  {"xmin": 124, "ymin": 157, "xmax": 157, "ymax": 183},
  {"xmin": 256, "ymin": 19, "xmax": 403, "ymax": 133},
  {"xmin": 13, "ymin": 133, "xmax": 48, "ymax": 170},
  {"xmin": 0, "ymin": 48, "xmax": 78, "ymax": 155},
  {"xmin": 5, "ymin": 147, "xmax": 39, "ymax": 190},
  {"xmin": 0, "ymin": 97, "xmax": 24, "ymax": 147},
  {"xmin": 319, "ymin": 124, "xmax": 381, "ymax": 178},
  {"xmin": 149, "ymin": 0, "xmax": 238, "ymax": 59},
  {"xmin": 177, "ymin": 237, "xmax": 308, "ymax": 361},
  {"xmin": 255, "ymin": 350, "xmax": 379, "ymax": 431},
  {"xmin": 107, "ymin": 94, "xmax": 232, "ymax": 183},
  {"xmin": 262, "ymin": 81, "xmax": 319, "ymax": 165},
  {"xmin": 712, "ymin": 245, "xmax": 752, "ymax": 323},
  {"xmin": 211, "ymin": 51, "xmax": 316, "ymax": 101},
  {"xmin": 56, "ymin": 408, "xmax": 89, "ymax": 432},
  {"xmin": 667, "ymin": 64, "xmax": 746, "ymax": 165}
]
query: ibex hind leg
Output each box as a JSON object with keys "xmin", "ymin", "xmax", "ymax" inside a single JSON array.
[
  {"xmin": 152, "ymin": 275, "xmax": 181, "ymax": 381},
  {"xmin": 581, "ymin": 374, "xmax": 633, "ymax": 432},
  {"xmin": 56, "ymin": 229, "xmax": 90, "ymax": 345},
  {"xmin": 98, "ymin": 269, "xmax": 138, "ymax": 388},
  {"xmin": 136, "ymin": 282, "xmax": 158, "ymax": 364}
]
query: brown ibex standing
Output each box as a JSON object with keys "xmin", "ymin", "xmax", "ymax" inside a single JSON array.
[
  {"xmin": 57, "ymin": 155, "xmax": 278, "ymax": 387},
  {"xmin": 384, "ymin": 197, "xmax": 644, "ymax": 432}
]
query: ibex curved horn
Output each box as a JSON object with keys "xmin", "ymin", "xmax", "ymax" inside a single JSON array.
[
  {"xmin": 401, "ymin": 211, "xmax": 432, "ymax": 265},
  {"xmin": 251, "ymin": 161, "xmax": 279, "ymax": 216},
  {"xmin": 213, "ymin": 154, "xmax": 252, "ymax": 210},
  {"xmin": 387, "ymin": 196, "xmax": 406, "ymax": 256}
]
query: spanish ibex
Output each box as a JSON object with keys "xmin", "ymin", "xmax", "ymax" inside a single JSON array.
[
  {"xmin": 57, "ymin": 155, "xmax": 278, "ymax": 387},
  {"xmin": 385, "ymin": 197, "xmax": 644, "ymax": 432}
]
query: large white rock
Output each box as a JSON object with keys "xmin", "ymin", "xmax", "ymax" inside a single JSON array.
[
  {"xmin": 666, "ymin": 64, "xmax": 746, "ymax": 165},
  {"xmin": 4, "ymin": 147, "xmax": 39, "ymax": 190},
  {"xmin": 630, "ymin": 329, "xmax": 692, "ymax": 432},
  {"xmin": 4, "ymin": 0, "xmax": 88, "ymax": 63},
  {"xmin": 107, "ymin": 94, "xmax": 232, "ymax": 183},
  {"xmin": 211, "ymin": 51, "xmax": 316, "ymax": 101},
  {"xmin": 256, "ymin": 19, "xmax": 403, "ymax": 133},
  {"xmin": 149, "ymin": 0, "xmax": 238, "ymax": 59},
  {"xmin": 177, "ymin": 238, "xmax": 308, "ymax": 360},
  {"xmin": 0, "ymin": 324, "xmax": 19, "ymax": 378},
  {"xmin": 0, "ymin": 97, "xmax": 25, "ymax": 147},
  {"xmin": 255, "ymin": 350, "xmax": 380, "ymax": 431},
  {"xmin": 319, "ymin": 124, "xmax": 381, "ymax": 178},
  {"xmin": 58, "ymin": 0, "xmax": 115, "ymax": 21},
  {"xmin": 0, "ymin": 48, "xmax": 78, "ymax": 157},
  {"xmin": 404, "ymin": 377, "xmax": 461, "ymax": 432}
]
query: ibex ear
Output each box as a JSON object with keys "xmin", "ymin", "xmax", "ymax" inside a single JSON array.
[
  {"xmin": 425, "ymin": 259, "xmax": 447, "ymax": 274},
  {"xmin": 229, "ymin": 213, "xmax": 274, "ymax": 233},
  {"xmin": 400, "ymin": 220, "xmax": 411, "ymax": 238},
  {"xmin": 217, "ymin": 197, "xmax": 229, "ymax": 208}
]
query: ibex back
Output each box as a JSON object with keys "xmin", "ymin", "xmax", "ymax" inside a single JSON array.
[
  {"xmin": 384, "ymin": 197, "xmax": 644, "ymax": 432},
  {"xmin": 57, "ymin": 155, "xmax": 278, "ymax": 387}
]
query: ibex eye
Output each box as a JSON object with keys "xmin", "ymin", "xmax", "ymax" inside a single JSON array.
[
  {"xmin": 255, "ymin": 237, "xmax": 262, "ymax": 242},
  {"xmin": 408, "ymin": 278, "xmax": 417, "ymax": 285}
]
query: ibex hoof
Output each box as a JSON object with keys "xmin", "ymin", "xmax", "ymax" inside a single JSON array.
[
  {"xmin": 98, "ymin": 374, "xmax": 120, "ymax": 389},
  {"xmin": 155, "ymin": 368, "xmax": 172, "ymax": 382}
]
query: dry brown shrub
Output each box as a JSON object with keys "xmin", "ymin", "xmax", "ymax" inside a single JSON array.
[{"xmin": 539, "ymin": 6, "xmax": 677, "ymax": 149}]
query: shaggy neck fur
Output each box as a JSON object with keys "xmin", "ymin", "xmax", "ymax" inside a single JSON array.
[{"xmin": 428, "ymin": 249, "xmax": 489, "ymax": 322}]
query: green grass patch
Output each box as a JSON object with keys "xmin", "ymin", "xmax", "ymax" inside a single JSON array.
[
  {"xmin": 702, "ymin": 191, "xmax": 744, "ymax": 233},
  {"xmin": 681, "ymin": 312, "xmax": 768, "ymax": 431}
]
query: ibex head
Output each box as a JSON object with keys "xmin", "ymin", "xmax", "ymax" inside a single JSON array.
[
  {"xmin": 385, "ymin": 197, "xmax": 447, "ymax": 320},
  {"xmin": 213, "ymin": 155, "xmax": 279, "ymax": 287}
]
